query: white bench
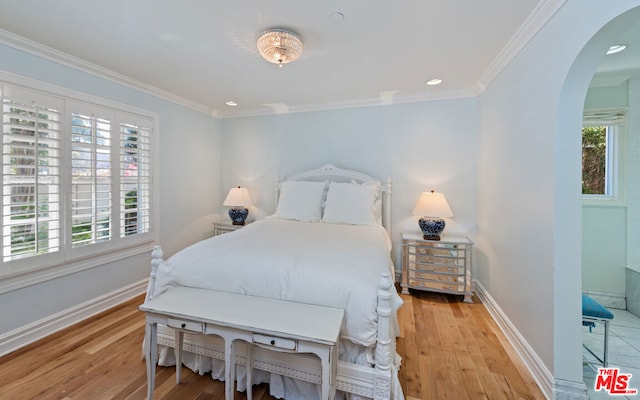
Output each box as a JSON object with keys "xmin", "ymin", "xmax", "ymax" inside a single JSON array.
[{"xmin": 139, "ymin": 286, "xmax": 345, "ymax": 400}]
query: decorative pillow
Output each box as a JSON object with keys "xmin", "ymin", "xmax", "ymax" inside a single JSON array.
[
  {"xmin": 322, "ymin": 181, "xmax": 381, "ymax": 225},
  {"xmin": 275, "ymin": 181, "xmax": 326, "ymax": 222}
]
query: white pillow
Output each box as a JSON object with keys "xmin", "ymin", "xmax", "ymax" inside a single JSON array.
[
  {"xmin": 322, "ymin": 181, "xmax": 381, "ymax": 225},
  {"xmin": 275, "ymin": 181, "xmax": 326, "ymax": 222}
]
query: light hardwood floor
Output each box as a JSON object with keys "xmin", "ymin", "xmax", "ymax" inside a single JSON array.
[{"xmin": 0, "ymin": 290, "xmax": 545, "ymax": 400}]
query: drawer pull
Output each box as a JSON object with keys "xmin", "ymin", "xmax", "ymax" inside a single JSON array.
[
  {"xmin": 253, "ymin": 334, "xmax": 297, "ymax": 351},
  {"xmin": 168, "ymin": 318, "xmax": 204, "ymax": 333}
]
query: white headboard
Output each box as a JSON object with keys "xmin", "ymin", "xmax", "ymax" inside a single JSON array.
[{"xmin": 275, "ymin": 164, "xmax": 392, "ymax": 234}]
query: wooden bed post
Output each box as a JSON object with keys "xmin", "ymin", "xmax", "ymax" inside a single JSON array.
[
  {"xmin": 374, "ymin": 272, "xmax": 393, "ymax": 400},
  {"xmin": 145, "ymin": 245, "xmax": 164, "ymax": 303}
]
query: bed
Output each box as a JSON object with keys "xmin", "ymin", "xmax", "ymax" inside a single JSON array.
[{"xmin": 144, "ymin": 164, "xmax": 404, "ymax": 400}]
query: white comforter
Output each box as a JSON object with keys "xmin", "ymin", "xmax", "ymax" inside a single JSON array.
[{"xmin": 153, "ymin": 218, "xmax": 402, "ymax": 347}]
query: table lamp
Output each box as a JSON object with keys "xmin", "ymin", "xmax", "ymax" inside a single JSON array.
[
  {"xmin": 412, "ymin": 190, "xmax": 454, "ymax": 240},
  {"xmin": 223, "ymin": 186, "xmax": 252, "ymax": 225}
]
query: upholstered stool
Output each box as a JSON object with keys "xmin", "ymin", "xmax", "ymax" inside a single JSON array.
[{"xmin": 582, "ymin": 293, "xmax": 614, "ymax": 367}]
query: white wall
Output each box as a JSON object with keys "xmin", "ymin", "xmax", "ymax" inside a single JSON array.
[
  {"xmin": 219, "ymin": 99, "xmax": 479, "ymax": 267},
  {"xmin": 478, "ymin": 1, "xmax": 640, "ymax": 393},
  {"xmin": 0, "ymin": 43, "xmax": 222, "ymax": 336}
]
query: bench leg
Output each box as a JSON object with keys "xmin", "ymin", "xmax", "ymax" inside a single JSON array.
[
  {"xmin": 145, "ymin": 321, "xmax": 157, "ymax": 400},
  {"xmin": 321, "ymin": 355, "xmax": 329, "ymax": 400},
  {"xmin": 225, "ymin": 338, "xmax": 236, "ymax": 400},
  {"xmin": 318, "ymin": 346, "xmax": 336, "ymax": 400},
  {"xmin": 246, "ymin": 342, "xmax": 253, "ymax": 400},
  {"xmin": 175, "ymin": 330, "xmax": 184, "ymax": 383}
]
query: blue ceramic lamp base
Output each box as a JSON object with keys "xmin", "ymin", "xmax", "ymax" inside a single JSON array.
[
  {"xmin": 228, "ymin": 208, "xmax": 249, "ymax": 225},
  {"xmin": 418, "ymin": 217, "xmax": 445, "ymax": 241}
]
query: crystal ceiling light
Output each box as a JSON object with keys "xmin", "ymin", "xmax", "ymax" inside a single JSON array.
[{"xmin": 257, "ymin": 28, "xmax": 304, "ymax": 67}]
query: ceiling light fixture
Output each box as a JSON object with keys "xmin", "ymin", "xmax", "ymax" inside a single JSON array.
[
  {"xmin": 606, "ymin": 44, "xmax": 627, "ymax": 55},
  {"xmin": 225, "ymin": 101, "xmax": 238, "ymax": 107},
  {"xmin": 426, "ymin": 78, "xmax": 443, "ymax": 86},
  {"xmin": 257, "ymin": 28, "xmax": 304, "ymax": 67}
]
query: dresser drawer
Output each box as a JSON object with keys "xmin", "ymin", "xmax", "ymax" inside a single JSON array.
[
  {"xmin": 410, "ymin": 246, "xmax": 458, "ymax": 257},
  {"xmin": 408, "ymin": 263, "xmax": 463, "ymax": 275},
  {"xmin": 408, "ymin": 270, "xmax": 463, "ymax": 283},
  {"xmin": 408, "ymin": 253, "xmax": 462, "ymax": 267},
  {"xmin": 252, "ymin": 334, "xmax": 297, "ymax": 351},
  {"xmin": 167, "ymin": 318, "xmax": 204, "ymax": 333},
  {"xmin": 408, "ymin": 278, "xmax": 464, "ymax": 293}
]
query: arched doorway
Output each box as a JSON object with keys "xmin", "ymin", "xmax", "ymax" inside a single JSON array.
[{"xmin": 556, "ymin": 4, "xmax": 640, "ymax": 399}]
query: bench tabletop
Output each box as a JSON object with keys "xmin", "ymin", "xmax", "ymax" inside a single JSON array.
[{"xmin": 140, "ymin": 286, "xmax": 345, "ymax": 345}]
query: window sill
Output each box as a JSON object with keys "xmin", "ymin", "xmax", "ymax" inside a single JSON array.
[
  {"xmin": 582, "ymin": 197, "xmax": 626, "ymax": 208},
  {"xmin": 0, "ymin": 241, "xmax": 154, "ymax": 295}
]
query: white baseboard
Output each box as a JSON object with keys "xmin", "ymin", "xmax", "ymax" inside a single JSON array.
[
  {"xmin": 0, "ymin": 278, "xmax": 148, "ymax": 357},
  {"xmin": 474, "ymin": 280, "xmax": 555, "ymax": 400}
]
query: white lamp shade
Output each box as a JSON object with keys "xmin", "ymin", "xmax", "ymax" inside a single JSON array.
[
  {"xmin": 412, "ymin": 191, "xmax": 454, "ymax": 217},
  {"xmin": 223, "ymin": 186, "xmax": 252, "ymax": 207}
]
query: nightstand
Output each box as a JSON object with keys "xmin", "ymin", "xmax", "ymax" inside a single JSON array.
[
  {"xmin": 213, "ymin": 220, "xmax": 246, "ymax": 236},
  {"xmin": 401, "ymin": 232, "xmax": 473, "ymax": 303}
]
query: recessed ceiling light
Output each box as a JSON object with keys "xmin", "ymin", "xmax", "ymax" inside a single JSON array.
[
  {"xmin": 226, "ymin": 101, "xmax": 238, "ymax": 107},
  {"xmin": 426, "ymin": 78, "xmax": 442, "ymax": 86},
  {"xmin": 606, "ymin": 44, "xmax": 627, "ymax": 55}
]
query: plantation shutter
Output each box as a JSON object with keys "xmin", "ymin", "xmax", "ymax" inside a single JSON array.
[
  {"xmin": 119, "ymin": 115, "xmax": 151, "ymax": 238},
  {"xmin": 2, "ymin": 88, "xmax": 62, "ymax": 262},
  {"xmin": 70, "ymin": 109, "xmax": 113, "ymax": 247},
  {"xmin": 583, "ymin": 109, "xmax": 626, "ymax": 126}
]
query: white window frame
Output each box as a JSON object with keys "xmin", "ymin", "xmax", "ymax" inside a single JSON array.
[
  {"xmin": 582, "ymin": 109, "xmax": 627, "ymax": 206},
  {"xmin": 0, "ymin": 71, "xmax": 158, "ymax": 293}
]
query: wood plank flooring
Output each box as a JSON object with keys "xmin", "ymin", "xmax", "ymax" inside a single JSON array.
[{"xmin": 0, "ymin": 290, "xmax": 545, "ymax": 400}]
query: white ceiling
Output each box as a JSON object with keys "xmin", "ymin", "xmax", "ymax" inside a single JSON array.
[{"xmin": 0, "ymin": 1, "xmax": 636, "ymax": 118}]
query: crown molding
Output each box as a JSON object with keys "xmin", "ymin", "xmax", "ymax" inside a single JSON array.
[
  {"xmin": 0, "ymin": 28, "xmax": 212, "ymax": 115},
  {"xmin": 476, "ymin": 0, "xmax": 568, "ymax": 93},
  {"xmin": 217, "ymin": 89, "xmax": 477, "ymax": 119}
]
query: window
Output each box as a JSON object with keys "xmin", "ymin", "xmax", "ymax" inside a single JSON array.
[
  {"xmin": 582, "ymin": 125, "xmax": 614, "ymax": 195},
  {"xmin": 582, "ymin": 109, "xmax": 625, "ymax": 199},
  {"xmin": 70, "ymin": 110, "xmax": 113, "ymax": 247},
  {"xmin": 2, "ymin": 90, "xmax": 62, "ymax": 261},
  {"xmin": 119, "ymin": 117, "xmax": 151, "ymax": 238},
  {"xmin": 1, "ymin": 82, "xmax": 154, "ymax": 269}
]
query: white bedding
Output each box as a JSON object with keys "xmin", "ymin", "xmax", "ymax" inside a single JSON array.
[{"xmin": 153, "ymin": 217, "xmax": 403, "ymax": 347}]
